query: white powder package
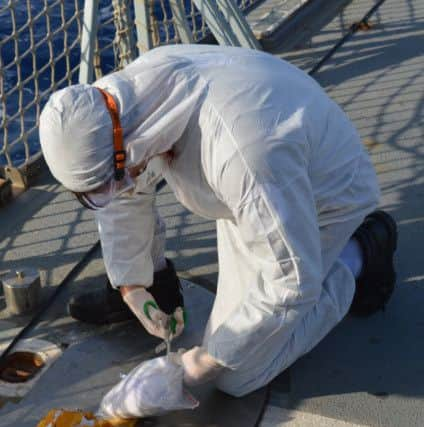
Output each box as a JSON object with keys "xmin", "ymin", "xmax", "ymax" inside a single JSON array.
[{"xmin": 98, "ymin": 355, "xmax": 198, "ymax": 420}]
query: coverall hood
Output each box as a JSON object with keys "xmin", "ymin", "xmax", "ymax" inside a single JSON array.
[{"xmin": 39, "ymin": 84, "xmax": 115, "ymax": 193}]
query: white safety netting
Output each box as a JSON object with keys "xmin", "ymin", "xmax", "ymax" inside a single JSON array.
[
  {"xmin": 0, "ymin": 0, "xmax": 261, "ymax": 171},
  {"xmin": 0, "ymin": 0, "xmax": 84, "ymax": 168}
]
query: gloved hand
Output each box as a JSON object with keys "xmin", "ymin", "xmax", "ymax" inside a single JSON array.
[
  {"xmin": 123, "ymin": 288, "xmax": 185, "ymax": 340},
  {"xmin": 122, "ymin": 259, "xmax": 185, "ymax": 341},
  {"xmin": 181, "ymin": 346, "xmax": 224, "ymax": 386}
]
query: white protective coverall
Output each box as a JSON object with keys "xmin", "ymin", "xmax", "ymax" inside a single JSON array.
[{"xmin": 88, "ymin": 45, "xmax": 379, "ymax": 396}]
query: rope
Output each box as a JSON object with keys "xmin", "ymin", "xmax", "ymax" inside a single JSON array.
[{"xmin": 308, "ymin": 0, "xmax": 388, "ymax": 76}]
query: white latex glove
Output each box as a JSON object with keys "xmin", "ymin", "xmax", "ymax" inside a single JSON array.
[
  {"xmin": 181, "ymin": 346, "xmax": 224, "ymax": 387},
  {"xmin": 123, "ymin": 287, "xmax": 184, "ymax": 340}
]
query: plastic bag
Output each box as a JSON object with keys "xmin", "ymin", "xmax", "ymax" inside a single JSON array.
[{"xmin": 97, "ymin": 355, "xmax": 198, "ymax": 420}]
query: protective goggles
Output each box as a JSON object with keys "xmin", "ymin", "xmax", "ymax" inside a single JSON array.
[
  {"xmin": 74, "ymin": 170, "xmax": 135, "ymax": 210},
  {"xmin": 74, "ymin": 87, "xmax": 131, "ymax": 210}
]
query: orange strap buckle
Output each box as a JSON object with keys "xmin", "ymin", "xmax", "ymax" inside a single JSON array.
[{"xmin": 96, "ymin": 87, "xmax": 126, "ymax": 181}]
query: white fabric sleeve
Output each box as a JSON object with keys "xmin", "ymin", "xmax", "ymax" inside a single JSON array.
[
  {"xmin": 207, "ymin": 146, "xmax": 323, "ymax": 369},
  {"xmin": 94, "ymin": 188, "xmax": 156, "ymax": 289}
]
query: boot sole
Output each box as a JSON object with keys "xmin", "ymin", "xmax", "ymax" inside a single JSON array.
[
  {"xmin": 367, "ymin": 210, "xmax": 398, "ymax": 252},
  {"xmin": 349, "ymin": 209, "xmax": 398, "ymax": 317}
]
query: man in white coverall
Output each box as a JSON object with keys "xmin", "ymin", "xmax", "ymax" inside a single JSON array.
[{"xmin": 39, "ymin": 45, "xmax": 397, "ymax": 397}]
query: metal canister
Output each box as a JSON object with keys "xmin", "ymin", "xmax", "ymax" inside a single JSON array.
[{"xmin": 2, "ymin": 268, "xmax": 41, "ymax": 315}]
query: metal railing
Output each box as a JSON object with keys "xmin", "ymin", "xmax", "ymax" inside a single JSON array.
[{"xmin": 0, "ymin": 0, "xmax": 261, "ymax": 181}]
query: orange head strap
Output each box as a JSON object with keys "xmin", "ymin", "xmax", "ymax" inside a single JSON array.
[{"xmin": 96, "ymin": 87, "xmax": 126, "ymax": 181}]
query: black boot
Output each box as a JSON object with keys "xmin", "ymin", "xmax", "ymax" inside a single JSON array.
[
  {"xmin": 68, "ymin": 259, "xmax": 182, "ymax": 324},
  {"xmin": 349, "ymin": 210, "xmax": 397, "ymax": 316},
  {"xmin": 68, "ymin": 278, "xmax": 135, "ymax": 324}
]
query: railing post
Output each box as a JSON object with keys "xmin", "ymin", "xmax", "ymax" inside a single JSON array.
[
  {"xmin": 216, "ymin": 0, "xmax": 261, "ymax": 50},
  {"xmin": 134, "ymin": 0, "xmax": 154, "ymax": 53},
  {"xmin": 79, "ymin": 0, "xmax": 100, "ymax": 84},
  {"xmin": 192, "ymin": 0, "xmax": 241, "ymax": 46},
  {"xmin": 169, "ymin": 0, "xmax": 195, "ymax": 44}
]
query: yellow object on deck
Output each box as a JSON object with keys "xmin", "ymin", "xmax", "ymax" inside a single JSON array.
[{"xmin": 37, "ymin": 409, "xmax": 137, "ymax": 427}]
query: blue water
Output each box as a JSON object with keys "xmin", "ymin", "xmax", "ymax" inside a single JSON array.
[{"xmin": 0, "ymin": 0, "xmax": 197, "ymax": 167}]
